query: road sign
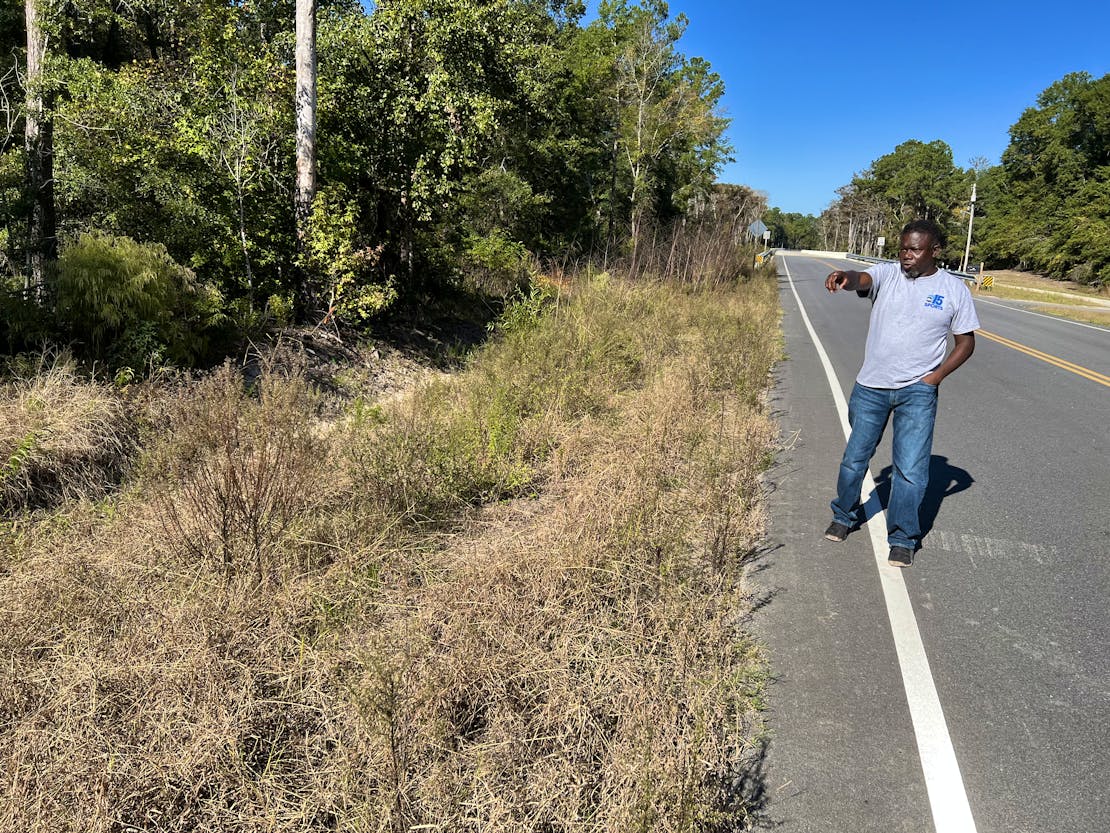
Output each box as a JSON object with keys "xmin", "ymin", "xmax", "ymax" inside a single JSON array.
[
  {"xmin": 748, "ymin": 219, "xmax": 768, "ymax": 237},
  {"xmin": 981, "ymin": 275, "xmax": 993, "ymax": 290}
]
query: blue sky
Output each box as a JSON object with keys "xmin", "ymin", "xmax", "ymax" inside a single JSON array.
[{"xmin": 651, "ymin": 0, "xmax": 1110, "ymax": 215}]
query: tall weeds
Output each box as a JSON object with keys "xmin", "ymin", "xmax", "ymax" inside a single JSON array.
[
  {"xmin": 624, "ymin": 216, "xmax": 765, "ymax": 286},
  {"xmin": 0, "ymin": 253, "xmax": 781, "ymax": 831},
  {"xmin": 149, "ymin": 356, "xmax": 333, "ymax": 584}
]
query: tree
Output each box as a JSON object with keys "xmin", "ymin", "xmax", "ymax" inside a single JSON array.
[
  {"xmin": 825, "ymin": 139, "xmax": 965, "ymax": 257},
  {"xmin": 764, "ymin": 207, "xmax": 819, "ymax": 250},
  {"xmin": 594, "ymin": 0, "xmax": 730, "ymax": 258},
  {"xmin": 977, "ymin": 72, "xmax": 1110, "ymax": 285},
  {"xmin": 294, "ymin": 0, "xmax": 317, "ymax": 315},
  {"xmin": 54, "ymin": 2, "xmax": 296, "ymax": 310},
  {"xmin": 855, "ymin": 139, "xmax": 964, "ymax": 244},
  {"xmin": 709, "ymin": 183, "xmax": 766, "ymax": 240},
  {"xmin": 820, "ymin": 183, "xmax": 886, "ymax": 254},
  {"xmin": 24, "ymin": 0, "xmax": 55, "ymax": 296},
  {"xmin": 3, "ymin": 0, "xmax": 747, "ymax": 359}
]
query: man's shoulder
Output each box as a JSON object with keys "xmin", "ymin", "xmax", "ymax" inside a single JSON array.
[
  {"xmin": 936, "ymin": 269, "xmax": 974, "ymax": 296},
  {"xmin": 867, "ymin": 260, "xmax": 899, "ymax": 278},
  {"xmin": 864, "ymin": 260, "xmax": 899, "ymax": 290}
]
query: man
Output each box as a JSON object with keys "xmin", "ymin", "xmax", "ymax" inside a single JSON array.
[{"xmin": 822, "ymin": 219, "xmax": 979, "ymax": 567}]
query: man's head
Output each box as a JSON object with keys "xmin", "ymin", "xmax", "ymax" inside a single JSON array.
[{"xmin": 899, "ymin": 219, "xmax": 944, "ymax": 278}]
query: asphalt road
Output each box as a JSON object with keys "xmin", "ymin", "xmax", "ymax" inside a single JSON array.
[{"xmin": 756, "ymin": 253, "xmax": 1109, "ymax": 833}]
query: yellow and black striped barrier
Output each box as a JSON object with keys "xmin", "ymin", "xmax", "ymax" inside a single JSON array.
[{"xmin": 980, "ymin": 275, "xmax": 993, "ymax": 291}]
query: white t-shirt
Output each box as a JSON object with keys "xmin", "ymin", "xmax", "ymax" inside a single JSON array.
[{"xmin": 856, "ymin": 261, "xmax": 980, "ymax": 389}]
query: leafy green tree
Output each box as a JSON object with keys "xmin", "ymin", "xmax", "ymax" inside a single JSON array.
[
  {"xmin": 313, "ymin": 1, "xmax": 566, "ymax": 288},
  {"xmin": 54, "ymin": 2, "xmax": 296, "ymax": 313},
  {"xmin": 765, "ymin": 207, "xmax": 819, "ymax": 250},
  {"xmin": 591, "ymin": 0, "xmax": 730, "ymax": 255},
  {"xmin": 1, "ymin": 0, "xmax": 744, "ymax": 359},
  {"xmin": 978, "ymin": 72, "xmax": 1110, "ymax": 285},
  {"xmin": 852, "ymin": 139, "xmax": 966, "ymax": 251}
]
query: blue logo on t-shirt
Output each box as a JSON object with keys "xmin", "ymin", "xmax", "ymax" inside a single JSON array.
[{"xmin": 924, "ymin": 294, "xmax": 945, "ymax": 309}]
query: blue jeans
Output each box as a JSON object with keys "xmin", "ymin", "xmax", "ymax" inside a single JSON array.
[{"xmin": 830, "ymin": 382, "xmax": 938, "ymax": 550}]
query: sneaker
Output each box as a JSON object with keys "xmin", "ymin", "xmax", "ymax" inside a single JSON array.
[
  {"xmin": 824, "ymin": 521, "xmax": 850, "ymax": 542},
  {"xmin": 888, "ymin": 546, "xmax": 914, "ymax": 567}
]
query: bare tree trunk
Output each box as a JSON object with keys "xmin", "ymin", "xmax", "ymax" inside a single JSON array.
[
  {"xmin": 294, "ymin": 0, "xmax": 317, "ymax": 317},
  {"xmin": 606, "ymin": 134, "xmax": 618, "ymax": 263},
  {"xmin": 25, "ymin": 0, "xmax": 55, "ymax": 300}
]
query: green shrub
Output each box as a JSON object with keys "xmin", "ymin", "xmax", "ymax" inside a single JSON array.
[
  {"xmin": 265, "ymin": 293, "xmax": 295, "ymax": 328},
  {"xmin": 492, "ymin": 281, "xmax": 557, "ymax": 336},
  {"xmin": 53, "ymin": 234, "xmax": 224, "ymax": 369},
  {"xmin": 301, "ymin": 185, "xmax": 397, "ymax": 323},
  {"xmin": 463, "ymin": 229, "xmax": 532, "ymax": 295}
]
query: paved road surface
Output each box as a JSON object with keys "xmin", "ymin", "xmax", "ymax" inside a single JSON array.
[{"xmin": 756, "ymin": 253, "xmax": 1109, "ymax": 833}]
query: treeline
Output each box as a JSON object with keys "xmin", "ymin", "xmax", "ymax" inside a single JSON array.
[
  {"xmin": 814, "ymin": 71, "xmax": 1110, "ymax": 286},
  {"xmin": 0, "ymin": 0, "xmax": 754, "ymax": 368},
  {"xmin": 762, "ymin": 207, "xmax": 819, "ymax": 251}
]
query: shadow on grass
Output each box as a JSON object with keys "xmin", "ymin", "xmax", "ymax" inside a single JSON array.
[{"xmin": 707, "ymin": 733, "xmax": 776, "ymax": 831}]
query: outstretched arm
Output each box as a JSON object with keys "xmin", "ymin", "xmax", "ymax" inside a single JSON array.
[
  {"xmin": 921, "ymin": 332, "xmax": 975, "ymax": 386},
  {"xmin": 825, "ymin": 270, "xmax": 873, "ymax": 293}
]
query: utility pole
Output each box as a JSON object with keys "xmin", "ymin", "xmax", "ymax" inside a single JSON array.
[{"xmin": 960, "ymin": 180, "xmax": 977, "ymax": 273}]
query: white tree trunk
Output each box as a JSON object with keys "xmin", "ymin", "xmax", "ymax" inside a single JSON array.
[{"xmin": 294, "ymin": 0, "xmax": 317, "ymax": 241}]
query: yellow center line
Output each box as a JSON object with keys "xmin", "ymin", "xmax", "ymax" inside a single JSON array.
[{"xmin": 978, "ymin": 329, "xmax": 1110, "ymax": 388}]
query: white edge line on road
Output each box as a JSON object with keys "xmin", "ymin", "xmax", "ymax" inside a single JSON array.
[
  {"xmin": 781, "ymin": 255, "xmax": 979, "ymax": 833},
  {"xmin": 975, "ymin": 296, "xmax": 1110, "ymax": 332}
]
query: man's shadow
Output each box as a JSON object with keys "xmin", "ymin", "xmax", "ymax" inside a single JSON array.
[{"xmin": 870, "ymin": 455, "xmax": 975, "ymax": 540}]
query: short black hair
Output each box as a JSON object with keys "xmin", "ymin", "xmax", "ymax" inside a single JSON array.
[{"xmin": 901, "ymin": 218, "xmax": 946, "ymax": 248}]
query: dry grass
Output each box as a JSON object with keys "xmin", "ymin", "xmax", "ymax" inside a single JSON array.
[
  {"xmin": 624, "ymin": 217, "xmax": 767, "ymax": 288},
  {"xmin": 146, "ymin": 356, "xmax": 336, "ymax": 586},
  {"xmin": 0, "ymin": 355, "xmax": 133, "ymax": 513},
  {"xmin": 985, "ymin": 285, "xmax": 1106, "ymax": 307},
  {"xmin": 969, "ymin": 268, "xmax": 1110, "ymax": 326},
  {"xmin": 0, "ymin": 259, "xmax": 781, "ymax": 831},
  {"xmin": 1020, "ymin": 305, "xmax": 1110, "ymax": 326},
  {"xmin": 984, "ymin": 268, "xmax": 1110, "ymax": 299}
]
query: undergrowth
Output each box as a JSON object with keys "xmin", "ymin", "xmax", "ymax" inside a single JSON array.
[
  {"xmin": 0, "ymin": 354, "xmax": 135, "ymax": 514},
  {"xmin": 0, "ymin": 258, "xmax": 781, "ymax": 831}
]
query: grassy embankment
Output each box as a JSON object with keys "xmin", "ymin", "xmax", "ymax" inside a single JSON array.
[
  {"xmin": 979, "ymin": 269, "xmax": 1110, "ymax": 326},
  {"xmin": 0, "ymin": 254, "xmax": 780, "ymax": 831}
]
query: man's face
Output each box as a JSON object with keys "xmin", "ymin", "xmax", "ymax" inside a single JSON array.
[{"xmin": 899, "ymin": 232, "xmax": 940, "ymax": 278}]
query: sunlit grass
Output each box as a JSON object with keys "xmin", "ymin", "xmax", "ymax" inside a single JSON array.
[{"xmin": 0, "ymin": 248, "xmax": 782, "ymax": 831}]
